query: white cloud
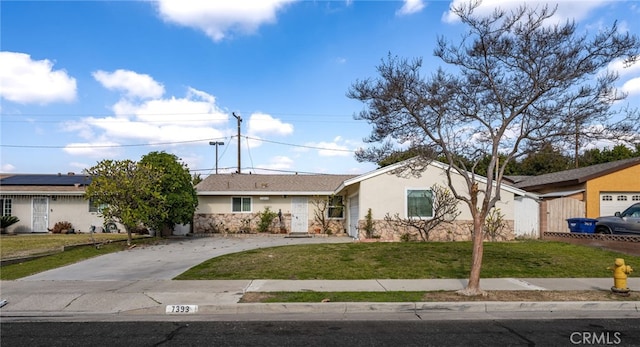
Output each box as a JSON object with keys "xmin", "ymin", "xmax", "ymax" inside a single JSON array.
[
  {"xmin": 63, "ymin": 141, "xmax": 123, "ymax": 158},
  {"xmin": 259, "ymin": 155, "xmax": 294, "ymax": 172},
  {"xmin": 306, "ymin": 140, "xmax": 352, "ymax": 157},
  {"xmin": 396, "ymin": 0, "xmax": 425, "ymax": 16},
  {"xmin": 114, "ymin": 88, "xmax": 227, "ymax": 126},
  {"xmin": 1, "ymin": 163, "xmax": 16, "ymax": 173},
  {"xmin": 608, "ymin": 58, "xmax": 640, "ymax": 78},
  {"xmin": 0, "ymin": 51, "xmax": 77, "ymax": 104},
  {"xmin": 621, "ymin": 77, "xmax": 640, "ymax": 96},
  {"xmin": 154, "ymin": 0, "xmax": 296, "ymax": 42},
  {"xmin": 442, "ymin": 0, "xmax": 610, "ymax": 24},
  {"xmin": 62, "ymin": 83, "xmax": 230, "ymax": 155},
  {"xmin": 247, "ymin": 112, "xmax": 294, "ymax": 136},
  {"xmin": 93, "ymin": 69, "xmax": 165, "ymax": 99}
]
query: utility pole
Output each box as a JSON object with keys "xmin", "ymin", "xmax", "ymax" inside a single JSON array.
[
  {"xmin": 209, "ymin": 141, "xmax": 224, "ymax": 174},
  {"xmin": 233, "ymin": 112, "xmax": 242, "ymax": 173}
]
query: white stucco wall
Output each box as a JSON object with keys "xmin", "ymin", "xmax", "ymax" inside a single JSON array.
[
  {"xmin": 3, "ymin": 195, "xmax": 105, "ymax": 233},
  {"xmin": 197, "ymin": 195, "xmax": 321, "ymax": 216},
  {"xmin": 353, "ymin": 166, "xmax": 517, "ymax": 222}
]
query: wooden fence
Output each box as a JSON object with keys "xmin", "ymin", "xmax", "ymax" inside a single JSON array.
[{"xmin": 544, "ymin": 197, "xmax": 585, "ymax": 233}]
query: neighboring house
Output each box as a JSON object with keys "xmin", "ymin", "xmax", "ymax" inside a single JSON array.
[
  {"xmin": 0, "ymin": 173, "xmax": 103, "ymax": 233},
  {"xmin": 508, "ymin": 157, "xmax": 640, "ymax": 233},
  {"xmin": 194, "ymin": 160, "xmax": 538, "ymax": 240},
  {"xmin": 194, "ymin": 174, "xmax": 356, "ymax": 235}
]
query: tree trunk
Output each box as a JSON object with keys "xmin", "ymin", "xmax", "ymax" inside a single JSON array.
[
  {"xmin": 462, "ymin": 215, "xmax": 485, "ymax": 295},
  {"xmin": 125, "ymin": 226, "xmax": 132, "ymax": 246}
]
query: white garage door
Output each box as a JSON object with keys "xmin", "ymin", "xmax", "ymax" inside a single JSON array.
[{"xmin": 599, "ymin": 192, "xmax": 640, "ymax": 217}]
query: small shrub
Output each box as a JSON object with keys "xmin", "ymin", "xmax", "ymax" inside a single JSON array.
[
  {"xmin": 257, "ymin": 207, "xmax": 278, "ymax": 233},
  {"xmin": 364, "ymin": 208, "xmax": 375, "ymax": 238},
  {"xmin": 484, "ymin": 208, "xmax": 507, "ymax": 241},
  {"xmin": 50, "ymin": 221, "xmax": 73, "ymax": 234},
  {"xmin": 400, "ymin": 233, "xmax": 412, "ymax": 242},
  {"xmin": 1, "ymin": 215, "xmax": 19, "ymax": 228}
]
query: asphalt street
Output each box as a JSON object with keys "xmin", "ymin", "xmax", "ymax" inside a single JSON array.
[{"xmin": 3, "ymin": 319, "xmax": 640, "ymax": 347}]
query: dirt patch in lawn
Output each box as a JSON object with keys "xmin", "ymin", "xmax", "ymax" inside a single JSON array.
[{"xmin": 240, "ymin": 290, "xmax": 640, "ymax": 303}]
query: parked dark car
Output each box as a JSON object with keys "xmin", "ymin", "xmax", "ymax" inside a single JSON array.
[{"xmin": 595, "ymin": 203, "xmax": 640, "ymax": 235}]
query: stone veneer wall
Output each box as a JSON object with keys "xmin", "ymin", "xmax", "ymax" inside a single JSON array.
[
  {"xmin": 194, "ymin": 213, "xmax": 347, "ymax": 235},
  {"xmin": 357, "ymin": 219, "xmax": 515, "ymax": 241},
  {"xmin": 309, "ymin": 219, "xmax": 348, "ymax": 235}
]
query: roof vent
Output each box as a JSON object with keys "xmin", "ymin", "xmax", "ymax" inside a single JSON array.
[{"xmin": 68, "ymin": 172, "xmax": 75, "ymax": 176}]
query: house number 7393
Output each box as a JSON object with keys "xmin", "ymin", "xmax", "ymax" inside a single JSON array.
[{"xmin": 166, "ymin": 305, "xmax": 198, "ymax": 314}]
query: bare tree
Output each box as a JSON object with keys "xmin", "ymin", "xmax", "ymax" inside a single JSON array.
[
  {"xmin": 385, "ymin": 184, "xmax": 461, "ymax": 241},
  {"xmin": 310, "ymin": 196, "xmax": 331, "ymax": 234},
  {"xmin": 348, "ymin": 1, "xmax": 639, "ymax": 295}
]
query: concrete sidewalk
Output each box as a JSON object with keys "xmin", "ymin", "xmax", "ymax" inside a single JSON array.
[{"xmin": 1, "ymin": 278, "xmax": 639, "ymax": 321}]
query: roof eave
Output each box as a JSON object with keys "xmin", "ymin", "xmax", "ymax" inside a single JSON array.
[{"xmin": 197, "ymin": 191, "xmax": 336, "ymax": 196}]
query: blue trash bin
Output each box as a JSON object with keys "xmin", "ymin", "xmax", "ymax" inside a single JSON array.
[{"xmin": 566, "ymin": 218, "xmax": 597, "ymax": 233}]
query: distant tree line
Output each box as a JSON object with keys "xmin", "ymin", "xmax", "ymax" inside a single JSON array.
[{"xmin": 378, "ymin": 143, "xmax": 640, "ymax": 177}]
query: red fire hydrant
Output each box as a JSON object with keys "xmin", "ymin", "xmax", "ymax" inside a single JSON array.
[{"xmin": 608, "ymin": 258, "xmax": 633, "ymax": 296}]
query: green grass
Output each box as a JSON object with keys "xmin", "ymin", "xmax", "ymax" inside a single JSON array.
[
  {"xmin": 0, "ymin": 233, "xmax": 144, "ymax": 259},
  {"xmin": 0, "ymin": 237, "xmax": 162, "ymax": 280},
  {"xmin": 176, "ymin": 240, "xmax": 640, "ymax": 280},
  {"xmin": 242, "ymin": 291, "xmax": 427, "ymax": 303}
]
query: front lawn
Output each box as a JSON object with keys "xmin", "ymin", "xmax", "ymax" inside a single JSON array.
[
  {"xmin": 0, "ymin": 236, "xmax": 163, "ymax": 280},
  {"xmin": 176, "ymin": 240, "xmax": 640, "ymax": 280},
  {"xmin": 0, "ymin": 233, "xmax": 144, "ymax": 259}
]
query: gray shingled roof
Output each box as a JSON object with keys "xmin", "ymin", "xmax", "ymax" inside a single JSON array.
[
  {"xmin": 513, "ymin": 157, "xmax": 640, "ymax": 190},
  {"xmin": 196, "ymin": 174, "xmax": 357, "ymax": 194}
]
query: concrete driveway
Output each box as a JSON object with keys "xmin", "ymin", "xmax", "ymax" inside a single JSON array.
[{"xmin": 20, "ymin": 235, "xmax": 353, "ymax": 281}]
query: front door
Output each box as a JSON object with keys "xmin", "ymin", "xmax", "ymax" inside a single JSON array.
[
  {"xmin": 32, "ymin": 197, "xmax": 49, "ymax": 233},
  {"xmin": 291, "ymin": 197, "xmax": 308, "ymax": 233}
]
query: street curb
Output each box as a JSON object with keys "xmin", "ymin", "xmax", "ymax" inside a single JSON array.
[{"xmin": 118, "ymin": 301, "xmax": 640, "ymax": 316}]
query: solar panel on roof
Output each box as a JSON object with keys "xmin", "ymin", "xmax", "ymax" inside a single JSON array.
[{"xmin": 0, "ymin": 175, "xmax": 92, "ymax": 186}]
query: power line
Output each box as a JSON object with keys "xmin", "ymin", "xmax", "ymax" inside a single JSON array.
[
  {"xmin": 189, "ymin": 166, "xmax": 339, "ymax": 175},
  {"xmin": 245, "ymin": 136, "xmax": 255, "ymax": 172},
  {"xmin": 0, "ymin": 110, "xmax": 357, "ymax": 119},
  {"xmin": 0, "ymin": 136, "xmax": 358, "ymax": 154},
  {"xmin": 0, "ymin": 138, "xmax": 225, "ymax": 149},
  {"xmin": 242, "ymin": 135, "xmax": 356, "ymax": 153}
]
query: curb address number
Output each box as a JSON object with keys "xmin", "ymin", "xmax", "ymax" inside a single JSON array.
[{"xmin": 166, "ymin": 305, "xmax": 198, "ymax": 314}]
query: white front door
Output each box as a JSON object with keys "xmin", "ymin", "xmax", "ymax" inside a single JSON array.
[
  {"xmin": 32, "ymin": 197, "xmax": 49, "ymax": 233},
  {"xmin": 291, "ymin": 197, "xmax": 308, "ymax": 233}
]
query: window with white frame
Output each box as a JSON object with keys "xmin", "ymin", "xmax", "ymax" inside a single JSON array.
[
  {"xmin": 232, "ymin": 197, "xmax": 252, "ymax": 212},
  {"xmin": 88, "ymin": 197, "xmax": 107, "ymax": 213},
  {"xmin": 0, "ymin": 198, "xmax": 12, "ymax": 216},
  {"xmin": 328, "ymin": 196, "xmax": 344, "ymax": 219},
  {"xmin": 407, "ymin": 189, "xmax": 433, "ymax": 218}
]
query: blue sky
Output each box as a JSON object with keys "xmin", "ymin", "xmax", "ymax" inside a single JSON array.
[{"xmin": 1, "ymin": 0, "xmax": 639, "ymax": 176}]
